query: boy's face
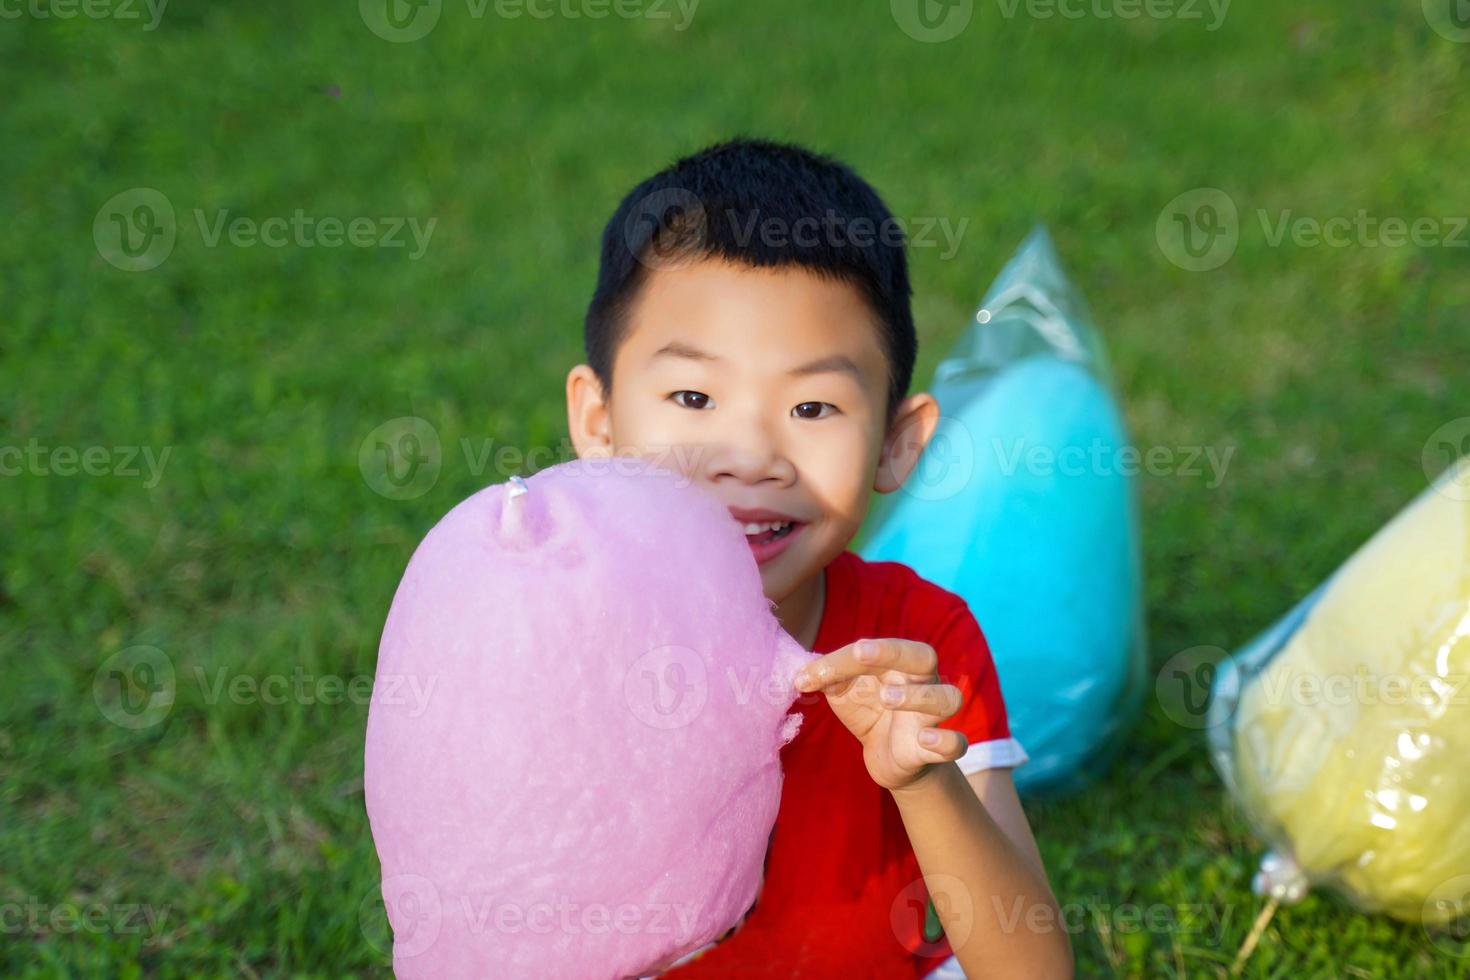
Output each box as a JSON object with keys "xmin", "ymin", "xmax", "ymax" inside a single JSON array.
[{"xmin": 567, "ymin": 258, "xmax": 936, "ymax": 606}]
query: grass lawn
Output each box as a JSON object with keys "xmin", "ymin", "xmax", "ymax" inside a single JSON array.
[{"xmin": 3, "ymin": 0, "xmax": 1468, "ymax": 975}]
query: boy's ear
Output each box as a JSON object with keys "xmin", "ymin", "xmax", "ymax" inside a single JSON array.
[
  {"xmin": 874, "ymin": 391, "xmax": 940, "ymax": 493},
  {"xmin": 565, "ymin": 363, "xmax": 613, "ymax": 459}
]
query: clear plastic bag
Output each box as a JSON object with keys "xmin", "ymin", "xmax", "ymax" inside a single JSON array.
[
  {"xmin": 1208, "ymin": 460, "xmax": 1470, "ymax": 923},
  {"xmin": 861, "ymin": 225, "xmax": 1148, "ymax": 795}
]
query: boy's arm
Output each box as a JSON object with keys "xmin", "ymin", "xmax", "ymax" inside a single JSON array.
[
  {"xmin": 891, "ymin": 763, "xmax": 1073, "ymax": 979},
  {"xmin": 793, "ymin": 638, "xmax": 1073, "ymax": 979},
  {"xmin": 965, "ymin": 766, "xmax": 1049, "ymax": 883}
]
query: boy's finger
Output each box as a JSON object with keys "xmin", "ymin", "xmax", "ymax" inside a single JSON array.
[
  {"xmin": 792, "ymin": 639, "xmax": 937, "ymax": 691},
  {"xmin": 917, "ymin": 726, "xmax": 968, "ymax": 762},
  {"xmin": 878, "ymin": 682, "xmax": 963, "ymax": 718}
]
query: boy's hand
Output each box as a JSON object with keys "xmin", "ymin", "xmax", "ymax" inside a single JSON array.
[{"xmin": 792, "ymin": 638, "xmax": 967, "ymax": 793}]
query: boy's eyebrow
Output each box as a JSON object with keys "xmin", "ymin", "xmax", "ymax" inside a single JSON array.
[
  {"xmin": 787, "ymin": 353, "xmax": 865, "ymax": 384},
  {"xmin": 650, "ymin": 342, "xmax": 865, "ymax": 385},
  {"xmin": 650, "ymin": 341, "xmax": 721, "ymax": 364}
]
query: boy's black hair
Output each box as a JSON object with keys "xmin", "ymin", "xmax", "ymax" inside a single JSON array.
[{"xmin": 584, "ymin": 137, "xmax": 916, "ymax": 425}]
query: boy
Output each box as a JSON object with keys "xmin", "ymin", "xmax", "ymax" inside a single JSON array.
[{"xmin": 565, "ymin": 138, "xmax": 1072, "ymax": 979}]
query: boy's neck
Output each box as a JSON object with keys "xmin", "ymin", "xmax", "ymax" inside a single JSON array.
[{"xmin": 774, "ymin": 565, "xmax": 827, "ymax": 651}]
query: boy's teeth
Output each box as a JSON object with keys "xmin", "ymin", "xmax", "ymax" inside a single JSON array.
[{"xmin": 742, "ymin": 520, "xmax": 791, "ymax": 535}]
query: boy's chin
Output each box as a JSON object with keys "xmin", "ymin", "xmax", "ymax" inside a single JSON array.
[
  {"xmin": 756, "ymin": 562, "xmax": 794, "ymax": 602},
  {"xmin": 756, "ymin": 551, "xmax": 814, "ymax": 603}
]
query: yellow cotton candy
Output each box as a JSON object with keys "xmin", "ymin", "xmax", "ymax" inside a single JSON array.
[{"xmin": 1232, "ymin": 461, "xmax": 1470, "ymax": 923}]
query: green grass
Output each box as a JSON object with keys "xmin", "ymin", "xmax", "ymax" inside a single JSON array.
[{"xmin": 3, "ymin": 1, "xmax": 1469, "ymax": 975}]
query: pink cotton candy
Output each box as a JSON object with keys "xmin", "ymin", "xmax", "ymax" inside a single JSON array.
[{"xmin": 364, "ymin": 457, "xmax": 816, "ymax": 978}]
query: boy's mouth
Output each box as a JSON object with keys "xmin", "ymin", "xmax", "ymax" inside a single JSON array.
[
  {"xmin": 740, "ymin": 520, "xmax": 796, "ymax": 544},
  {"xmin": 727, "ymin": 507, "xmax": 806, "ymax": 565}
]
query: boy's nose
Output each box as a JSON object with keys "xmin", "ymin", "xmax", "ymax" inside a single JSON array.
[{"xmin": 705, "ymin": 433, "xmax": 796, "ymax": 488}]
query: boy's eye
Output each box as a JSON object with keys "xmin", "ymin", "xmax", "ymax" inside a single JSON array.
[
  {"xmin": 792, "ymin": 401, "xmax": 837, "ymax": 420},
  {"xmin": 670, "ymin": 390, "xmax": 712, "ymax": 410}
]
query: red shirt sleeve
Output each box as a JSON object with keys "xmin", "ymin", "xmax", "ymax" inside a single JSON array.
[
  {"xmin": 900, "ymin": 575, "xmax": 1021, "ymax": 765},
  {"xmin": 656, "ymin": 555, "xmax": 1025, "ymax": 979},
  {"xmin": 930, "ymin": 599, "xmax": 1009, "ymax": 740}
]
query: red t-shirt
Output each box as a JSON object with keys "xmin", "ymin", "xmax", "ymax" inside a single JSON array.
[{"xmin": 659, "ymin": 550, "xmax": 1027, "ymax": 979}]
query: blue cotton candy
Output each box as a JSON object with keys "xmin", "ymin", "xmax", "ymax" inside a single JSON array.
[{"xmin": 861, "ymin": 227, "xmax": 1146, "ymax": 795}]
